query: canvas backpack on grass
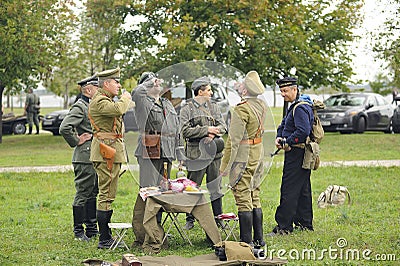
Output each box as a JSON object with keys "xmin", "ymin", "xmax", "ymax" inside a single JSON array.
[
  {"xmin": 293, "ymin": 100, "xmax": 325, "ymax": 170},
  {"xmin": 317, "ymin": 185, "xmax": 351, "ymax": 208}
]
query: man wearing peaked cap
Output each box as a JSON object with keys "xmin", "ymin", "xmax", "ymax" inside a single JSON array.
[
  {"xmin": 89, "ymin": 67, "xmax": 132, "ymax": 249},
  {"xmin": 269, "ymin": 75, "xmax": 315, "ymax": 236},
  {"xmin": 220, "ymin": 70, "xmax": 267, "ymax": 248},
  {"xmin": 78, "ymin": 74, "xmax": 99, "ymax": 87},
  {"xmin": 60, "ymin": 75, "xmax": 99, "ymax": 242},
  {"xmin": 276, "ymin": 76, "xmax": 297, "ymax": 89},
  {"xmin": 130, "ymin": 72, "xmax": 183, "ymax": 247},
  {"xmin": 97, "ymin": 67, "xmax": 120, "ymax": 83}
]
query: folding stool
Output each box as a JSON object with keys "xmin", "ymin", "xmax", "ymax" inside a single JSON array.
[
  {"xmin": 216, "ymin": 213, "xmax": 239, "ymax": 241},
  {"xmin": 161, "ymin": 210, "xmax": 193, "ymax": 246},
  {"xmin": 108, "ymin": 222, "xmax": 132, "ymax": 250}
]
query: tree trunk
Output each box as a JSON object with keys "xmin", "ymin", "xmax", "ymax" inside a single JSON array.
[{"xmin": 0, "ymin": 84, "xmax": 5, "ymax": 143}]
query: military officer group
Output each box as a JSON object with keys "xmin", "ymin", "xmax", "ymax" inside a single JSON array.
[{"xmin": 59, "ymin": 67, "xmax": 315, "ymax": 252}]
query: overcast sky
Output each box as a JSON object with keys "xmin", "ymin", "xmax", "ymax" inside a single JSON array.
[{"xmin": 350, "ymin": 0, "xmax": 398, "ymax": 83}]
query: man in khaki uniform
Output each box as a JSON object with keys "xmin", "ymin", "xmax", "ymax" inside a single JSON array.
[
  {"xmin": 89, "ymin": 67, "xmax": 132, "ymax": 249},
  {"xmin": 220, "ymin": 71, "xmax": 267, "ymax": 248},
  {"xmin": 59, "ymin": 75, "xmax": 99, "ymax": 241}
]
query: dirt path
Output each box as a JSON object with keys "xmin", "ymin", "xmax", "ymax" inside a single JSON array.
[{"xmin": 0, "ymin": 160, "xmax": 399, "ymax": 173}]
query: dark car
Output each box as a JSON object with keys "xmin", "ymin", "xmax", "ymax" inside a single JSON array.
[
  {"xmin": 124, "ymin": 83, "xmax": 232, "ymax": 132},
  {"xmin": 2, "ymin": 113, "xmax": 28, "ymax": 135},
  {"xmin": 392, "ymin": 104, "xmax": 400, "ymax": 133},
  {"xmin": 317, "ymin": 93, "xmax": 394, "ymax": 134},
  {"xmin": 41, "ymin": 109, "xmax": 69, "ymax": 135}
]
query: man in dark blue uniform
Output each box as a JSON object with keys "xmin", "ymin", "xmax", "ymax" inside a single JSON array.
[{"xmin": 269, "ymin": 77, "xmax": 315, "ymax": 236}]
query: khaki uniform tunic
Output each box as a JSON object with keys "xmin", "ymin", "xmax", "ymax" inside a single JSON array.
[
  {"xmin": 89, "ymin": 88, "xmax": 131, "ymax": 210},
  {"xmin": 220, "ymin": 97, "xmax": 267, "ymax": 212}
]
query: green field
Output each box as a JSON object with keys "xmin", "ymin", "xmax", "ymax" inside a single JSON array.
[
  {"xmin": 0, "ymin": 107, "xmax": 399, "ymax": 265},
  {"xmin": 0, "ymin": 167, "xmax": 399, "ymax": 265}
]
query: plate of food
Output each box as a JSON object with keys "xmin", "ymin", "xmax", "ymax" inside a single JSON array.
[{"xmin": 183, "ymin": 190, "xmax": 208, "ymax": 194}]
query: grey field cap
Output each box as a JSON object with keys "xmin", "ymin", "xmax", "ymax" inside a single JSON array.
[{"xmin": 191, "ymin": 76, "xmax": 211, "ymax": 91}]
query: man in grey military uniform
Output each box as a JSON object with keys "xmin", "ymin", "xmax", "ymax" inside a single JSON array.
[
  {"xmin": 131, "ymin": 72, "xmax": 183, "ymax": 246},
  {"xmin": 60, "ymin": 75, "xmax": 99, "ymax": 241},
  {"xmin": 24, "ymin": 88, "xmax": 40, "ymax": 134},
  {"xmin": 180, "ymin": 76, "xmax": 227, "ymax": 230},
  {"xmin": 89, "ymin": 68, "xmax": 132, "ymax": 249}
]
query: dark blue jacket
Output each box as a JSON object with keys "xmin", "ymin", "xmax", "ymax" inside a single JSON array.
[{"xmin": 277, "ymin": 95, "xmax": 314, "ymax": 145}]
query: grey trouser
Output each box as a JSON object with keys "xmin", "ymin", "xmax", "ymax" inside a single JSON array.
[{"xmin": 72, "ymin": 163, "xmax": 98, "ymax": 206}]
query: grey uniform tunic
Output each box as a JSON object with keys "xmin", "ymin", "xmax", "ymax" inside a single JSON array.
[
  {"xmin": 59, "ymin": 97, "xmax": 98, "ymax": 206},
  {"xmin": 132, "ymin": 85, "xmax": 181, "ymax": 187},
  {"xmin": 180, "ymin": 99, "xmax": 227, "ymax": 200}
]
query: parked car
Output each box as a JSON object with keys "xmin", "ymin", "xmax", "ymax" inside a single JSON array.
[
  {"xmin": 2, "ymin": 112, "xmax": 28, "ymax": 135},
  {"xmin": 392, "ymin": 103, "xmax": 400, "ymax": 133},
  {"xmin": 317, "ymin": 93, "xmax": 394, "ymax": 134},
  {"xmin": 124, "ymin": 82, "xmax": 232, "ymax": 132},
  {"xmin": 41, "ymin": 109, "xmax": 69, "ymax": 135}
]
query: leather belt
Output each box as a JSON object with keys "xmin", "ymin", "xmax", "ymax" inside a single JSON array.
[
  {"xmin": 94, "ymin": 132, "xmax": 123, "ymax": 140},
  {"xmin": 292, "ymin": 143, "xmax": 305, "ymax": 149},
  {"xmin": 240, "ymin": 137, "xmax": 262, "ymax": 145}
]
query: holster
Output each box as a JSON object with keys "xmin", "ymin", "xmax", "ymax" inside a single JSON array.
[
  {"xmin": 99, "ymin": 142, "xmax": 116, "ymax": 170},
  {"xmin": 142, "ymin": 134, "xmax": 161, "ymax": 159}
]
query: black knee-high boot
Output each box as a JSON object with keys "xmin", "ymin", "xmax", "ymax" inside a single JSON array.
[
  {"xmin": 97, "ymin": 209, "xmax": 113, "ymax": 249},
  {"xmin": 238, "ymin": 211, "xmax": 253, "ymax": 244},
  {"xmin": 73, "ymin": 205, "xmax": 89, "ymax": 241},
  {"xmin": 84, "ymin": 198, "xmax": 98, "ymax": 238},
  {"xmin": 252, "ymin": 208, "xmax": 265, "ymax": 248}
]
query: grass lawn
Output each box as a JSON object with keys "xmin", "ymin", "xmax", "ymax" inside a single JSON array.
[{"xmin": 0, "ymin": 166, "xmax": 399, "ymax": 265}]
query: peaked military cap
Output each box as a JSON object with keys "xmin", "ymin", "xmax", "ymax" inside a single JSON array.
[
  {"xmin": 244, "ymin": 71, "xmax": 265, "ymax": 95},
  {"xmin": 77, "ymin": 74, "xmax": 98, "ymax": 87},
  {"xmin": 138, "ymin": 72, "xmax": 156, "ymax": 85},
  {"xmin": 276, "ymin": 77, "xmax": 297, "ymax": 88},
  {"xmin": 97, "ymin": 67, "xmax": 120, "ymax": 82},
  {"xmin": 191, "ymin": 76, "xmax": 211, "ymax": 91}
]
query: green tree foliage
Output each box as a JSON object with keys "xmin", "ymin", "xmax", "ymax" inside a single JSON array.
[
  {"xmin": 119, "ymin": 0, "xmax": 363, "ymax": 90},
  {"xmin": 369, "ymin": 73, "xmax": 392, "ymax": 96},
  {"xmin": 374, "ymin": 0, "xmax": 400, "ymax": 90},
  {"xmin": 0, "ymin": 0, "xmax": 76, "ymax": 142}
]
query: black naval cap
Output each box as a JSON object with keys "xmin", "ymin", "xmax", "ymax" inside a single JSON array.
[
  {"xmin": 138, "ymin": 72, "xmax": 156, "ymax": 85},
  {"xmin": 77, "ymin": 74, "xmax": 98, "ymax": 87},
  {"xmin": 276, "ymin": 77, "xmax": 298, "ymax": 88},
  {"xmin": 191, "ymin": 76, "xmax": 211, "ymax": 92}
]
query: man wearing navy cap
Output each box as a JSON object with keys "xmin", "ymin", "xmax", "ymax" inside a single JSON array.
[
  {"xmin": 268, "ymin": 77, "xmax": 315, "ymax": 236},
  {"xmin": 180, "ymin": 76, "xmax": 227, "ymax": 231},
  {"xmin": 60, "ymin": 74, "xmax": 99, "ymax": 241}
]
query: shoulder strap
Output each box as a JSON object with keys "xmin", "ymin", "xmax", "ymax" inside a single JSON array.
[
  {"xmin": 88, "ymin": 112, "xmax": 116, "ymax": 133},
  {"xmin": 292, "ymin": 101, "xmax": 312, "ymax": 117},
  {"xmin": 245, "ymin": 101, "xmax": 265, "ymax": 138}
]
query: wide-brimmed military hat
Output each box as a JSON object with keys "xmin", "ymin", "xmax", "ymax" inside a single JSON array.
[
  {"xmin": 191, "ymin": 76, "xmax": 211, "ymax": 93},
  {"xmin": 244, "ymin": 71, "xmax": 265, "ymax": 95},
  {"xmin": 77, "ymin": 74, "xmax": 98, "ymax": 87},
  {"xmin": 97, "ymin": 67, "xmax": 120, "ymax": 82},
  {"xmin": 276, "ymin": 77, "xmax": 297, "ymax": 88}
]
